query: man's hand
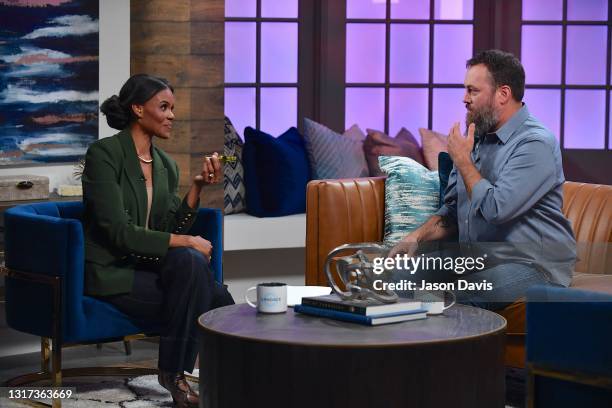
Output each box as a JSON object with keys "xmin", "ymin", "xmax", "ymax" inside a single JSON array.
[
  {"xmin": 388, "ymin": 216, "xmax": 457, "ymax": 259},
  {"xmin": 447, "ymin": 122, "xmax": 475, "ymax": 167},
  {"xmin": 447, "ymin": 122, "xmax": 481, "ymax": 197},
  {"xmin": 388, "ymin": 233, "xmax": 419, "ymax": 258}
]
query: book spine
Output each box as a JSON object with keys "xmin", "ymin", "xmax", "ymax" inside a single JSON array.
[
  {"xmin": 294, "ymin": 305, "xmax": 372, "ymax": 325},
  {"xmin": 300, "ymin": 298, "xmax": 367, "ymax": 315}
]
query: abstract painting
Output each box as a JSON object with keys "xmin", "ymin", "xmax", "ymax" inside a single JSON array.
[{"xmin": 0, "ymin": 0, "xmax": 98, "ymax": 165}]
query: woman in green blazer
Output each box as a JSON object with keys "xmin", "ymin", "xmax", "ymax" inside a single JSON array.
[{"xmin": 83, "ymin": 74, "xmax": 233, "ymax": 407}]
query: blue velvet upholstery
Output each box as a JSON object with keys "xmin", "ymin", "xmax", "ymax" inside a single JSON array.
[
  {"xmin": 526, "ymin": 285, "xmax": 612, "ymax": 406},
  {"xmin": 4, "ymin": 201, "xmax": 223, "ymax": 344},
  {"xmin": 243, "ymin": 126, "xmax": 311, "ymax": 217}
]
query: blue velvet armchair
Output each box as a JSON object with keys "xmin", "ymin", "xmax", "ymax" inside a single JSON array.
[
  {"xmin": 526, "ymin": 285, "xmax": 612, "ymax": 407},
  {"xmin": 2, "ymin": 201, "xmax": 223, "ymax": 406}
]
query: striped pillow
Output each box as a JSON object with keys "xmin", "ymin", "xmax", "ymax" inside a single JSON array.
[
  {"xmin": 303, "ymin": 118, "xmax": 369, "ymax": 180},
  {"xmin": 379, "ymin": 156, "xmax": 440, "ymax": 245}
]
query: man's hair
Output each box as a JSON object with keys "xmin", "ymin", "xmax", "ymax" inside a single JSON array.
[{"xmin": 466, "ymin": 50, "xmax": 525, "ymax": 102}]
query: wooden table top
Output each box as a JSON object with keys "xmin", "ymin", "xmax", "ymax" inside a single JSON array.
[{"xmin": 198, "ymin": 303, "xmax": 506, "ymax": 348}]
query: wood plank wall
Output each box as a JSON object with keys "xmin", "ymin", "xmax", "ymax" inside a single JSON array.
[{"xmin": 131, "ymin": 0, "xmax": 224, "ymax": 208}]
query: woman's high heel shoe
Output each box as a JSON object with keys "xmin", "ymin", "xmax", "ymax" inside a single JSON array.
[{"xmin": 158, "ymin": 371, "xmax": 199, "ymax": 407}]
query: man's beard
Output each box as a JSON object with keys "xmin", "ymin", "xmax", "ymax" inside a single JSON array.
[{"xmin": 466, "ymin": 101, "xmax": 499, "ymax": 136}]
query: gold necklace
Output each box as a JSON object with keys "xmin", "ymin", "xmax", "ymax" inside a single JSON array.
[{"xmin": 137, "ymin": 155, "xmax": 153, "ymax": 164}]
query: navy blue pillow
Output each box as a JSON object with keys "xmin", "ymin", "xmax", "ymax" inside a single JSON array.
[
  {"xmin": 437, "ymin": 152, "xmax": 453, "ymax": 209},
  {"xmin": 243, "ymin": 127, "xmax": 311, "ymax": 217}
]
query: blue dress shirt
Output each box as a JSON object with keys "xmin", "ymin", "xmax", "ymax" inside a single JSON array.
[{"xmin": 436, "ymin": 105, "xmax": 576, "ymax": 286}]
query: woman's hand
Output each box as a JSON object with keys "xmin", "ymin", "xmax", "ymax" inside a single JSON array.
[
  {"xmin": 169, "ymin": 234, "xmax": 213, "ymax": 261},
  {"xmin": 188, "ymin": 235, "xmax": 213, "ymax": 260},
  {"xmin": 194, "ymin": 152, "xmax": 222, "ymax": 186},
  {"xmin": 185, "ymin": 153, "xmax": 221, "ymax": 209}
]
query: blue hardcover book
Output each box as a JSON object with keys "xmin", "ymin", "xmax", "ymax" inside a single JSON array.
[
  {"xmin": 294, "ymin": 304, "xmax": 428, "ymax": 326},
  {"xmin": 301, "ymin": 293, "xmax": 422, "ymax": 316}
]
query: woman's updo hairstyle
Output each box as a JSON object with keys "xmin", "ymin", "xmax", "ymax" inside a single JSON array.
[{"xmin": 100, "ymin": 74, "xmax": 174, "ymax": 130}]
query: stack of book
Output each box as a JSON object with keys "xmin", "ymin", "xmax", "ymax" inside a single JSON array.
[{"xmin": 294, "ymin": 293, "xmax": 427, "ymax": 326}]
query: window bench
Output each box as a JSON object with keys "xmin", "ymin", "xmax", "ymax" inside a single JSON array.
[{"xmin": 223, "ymin": 213, "xmax": 306, "ymax": 251}]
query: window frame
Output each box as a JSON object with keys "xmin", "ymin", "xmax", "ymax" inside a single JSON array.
[
  {"xmin": 224, "ymin": 0, "xmax": 302, "ymax": 133},
  {"xmin": 520, "ymin": 0, "xmax": 611, "ymax": 151},
  {"xmin": 343, "ymin": 0, "xmax": 475, "ymax": 135}
]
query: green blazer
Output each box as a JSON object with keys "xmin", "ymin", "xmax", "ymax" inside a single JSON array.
[{"xmin": 82, "ymin": 129, "xmax": 198, "ymax": 296}]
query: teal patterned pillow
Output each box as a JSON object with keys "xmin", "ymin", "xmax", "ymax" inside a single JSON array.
[{"xmin": 379, "ymin": 156, "xmax": 440, "ymax": 245}]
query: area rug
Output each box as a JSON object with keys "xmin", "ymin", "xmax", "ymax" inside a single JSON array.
[
  {"xmin": 1, "ymin": 369, "xmax": 522, "ymax": 407},
  {"xmin": 0, "ymin": 372, "xmax": 199, "ymax": 407}
]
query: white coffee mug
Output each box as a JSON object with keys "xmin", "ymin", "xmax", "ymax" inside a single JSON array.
[
  {"xmin": 245, "ymin": 282, "xmax": 288, "ymax": 313},
  {"xmin": 416, "ymin": 290, "xmax": 456, "ymax": 315}
]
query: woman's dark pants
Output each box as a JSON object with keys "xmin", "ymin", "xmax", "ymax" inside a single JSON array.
[{"xmin": 103, "ymin": 247, "xmax": 234, "ymax": 373}]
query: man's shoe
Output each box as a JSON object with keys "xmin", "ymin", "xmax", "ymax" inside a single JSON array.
[{"xmin": 158, "ymin": 371, "xmax": 199, "ymax": 407}]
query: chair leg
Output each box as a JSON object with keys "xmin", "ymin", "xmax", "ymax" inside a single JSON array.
[
  {"xmin": 96, "ymin": 343, "xmax": 102, "ymax": 350},
  {"xmin": 41, "ymin": 338, "xmax": 50, "ymax": 373},
  {"xmin": 123, "ymin": 339, "xmax": 132, "ymax": 355},
  {"xmin": 51, "ymin": 337, "xmax": 62, "ymax": 408},
  {"xmin": 122, "ymin": 333, "xmax": 147, "ymax": 355},
  {"xmin": 527, "ymin": 364, "xmax": 535, "ymax": 408}
]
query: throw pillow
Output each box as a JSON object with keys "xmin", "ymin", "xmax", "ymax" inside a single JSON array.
[
  {"xmin": 419, "ymin": 128, "xmax": 448, "ymax": 171},
  {"xmin": 379, "ymin": 156, "xmax": 440, "ymax": 246},
  {"xmin": 437, "ymin": 152, "xmax": 453, "ymax": 209},
  {"xmin": 302, "ymin": 118, "xmax": 369, "ymax": 180},
  {"xmin": 364, "ymin": 128, "xmax": 424, "ymax": 177},
  {"xmin": 344, "ymin": 123, "xmax": 367, "ymax": 141},
  {"xmin": 223, "ymin": 116, "xmax": 246, "ymax": 214},
  {"xmin": 243, "ymin": 127, "xmax": 311, "ymax": 217}
]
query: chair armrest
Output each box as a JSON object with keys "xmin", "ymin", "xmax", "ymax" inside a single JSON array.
[
  {"xmin": 4, "ymin": 207, "xmax": 84, "ymax": 278},
  {"xmin": 305, "ymin": 177, "xmax": 386, "ymax": 286},
  {"xmin": 4, "ymin": 206, "xmax": 85, "ymax": 338},
  {"xmin": 187, "ymin": 207, "xmax": 223, "ymax": 283},
  {"xmin": 526, "ymin": 285, "xmax": 612, "ymax": 376}
]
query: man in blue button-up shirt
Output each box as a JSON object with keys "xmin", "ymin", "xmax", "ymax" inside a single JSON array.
[{"xmin": 390, "ymin": 50, "xmax": 576, "ymax": 310}]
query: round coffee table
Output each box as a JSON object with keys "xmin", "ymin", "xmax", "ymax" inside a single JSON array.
[{"xmin": 198, "ymin": 303, "xmax": 506, "ymax": 408}]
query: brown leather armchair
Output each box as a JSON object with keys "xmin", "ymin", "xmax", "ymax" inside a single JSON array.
[{"xmin": 305, "ymin": 178, "xmax": 612, "ymax": 368}]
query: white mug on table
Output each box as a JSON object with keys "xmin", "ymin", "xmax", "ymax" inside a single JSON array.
[{"xmin": 245, "ymin": 282, "xmax": 288, "ymax": 313}]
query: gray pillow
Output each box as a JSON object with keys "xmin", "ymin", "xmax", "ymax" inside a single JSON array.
[
  {"xmin": 224, "ymin": 116, "xmax": 245, "ymax": 214},
  {"xmin": 303, "ymin": 118, "xmax": 369, "ymax": 180}
]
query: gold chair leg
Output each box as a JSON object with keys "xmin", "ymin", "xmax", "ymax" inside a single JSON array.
[
  {"xmin": 51, "ymin": 337, "xmax": 62, "ymax": 408},
  {"xmin": 41, "ymin": 338, "xmax": 50, "ymax": 374}
]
